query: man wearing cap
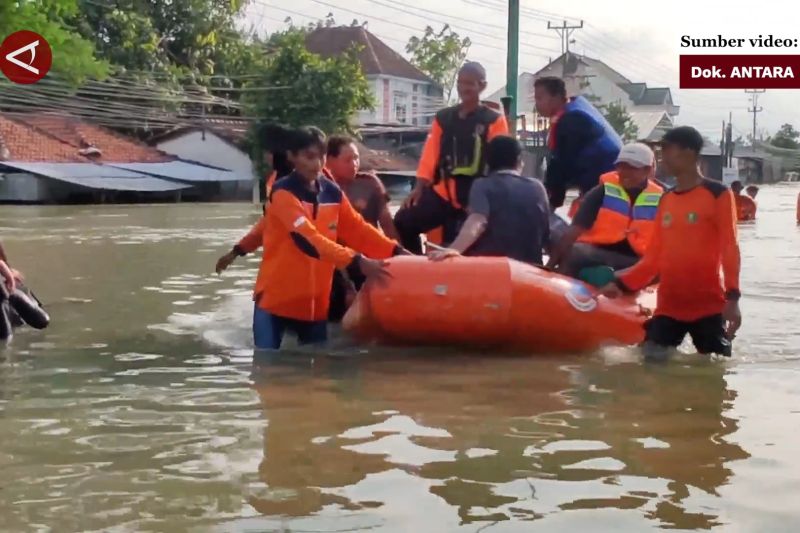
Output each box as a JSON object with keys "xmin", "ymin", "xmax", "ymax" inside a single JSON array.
[
  {"xmin": 546, "ymin": 142, "xmax": 663, "ymax": 278},
  {"xmin": 394, "ymin": 61, "xmax": 509, "ymax": 254}
]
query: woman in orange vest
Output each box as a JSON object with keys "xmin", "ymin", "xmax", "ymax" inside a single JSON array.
[
  {"xmin": 215, "ymin": 127, "xmax": 405, "ymax": 350},
  {"xmin": 546, "ymin": 143, "xmax": 663, "ymax": 278}
]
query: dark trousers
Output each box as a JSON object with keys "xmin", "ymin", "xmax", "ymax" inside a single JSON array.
[
  {"xmin": 394, "ymin": 185, "xmax": 466, "ymax": 255},
  {"xmin": 328, "ymin": 263, "xmax": 365, "ymax": 323},
  {"xmin": 643, "ymin": 314, "xmax": 732, "ymax": 360},
  {"xmin": 560, "ymin": 243, "xmax": 639, "ymax": 278}
]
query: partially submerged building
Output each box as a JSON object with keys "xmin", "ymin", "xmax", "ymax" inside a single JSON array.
[{"xmin": 0, "ymin": 113, "xmax": 248, "ymax": 203}]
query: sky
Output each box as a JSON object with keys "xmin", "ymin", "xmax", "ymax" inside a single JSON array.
[{"xmin": 246, "ymin": 0, "xmax": 800, "ymax": 142}]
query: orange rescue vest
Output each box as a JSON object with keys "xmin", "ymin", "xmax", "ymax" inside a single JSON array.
[{"xmin": 578, "ymin": 172, "xmax": 663, "ymax": 256}]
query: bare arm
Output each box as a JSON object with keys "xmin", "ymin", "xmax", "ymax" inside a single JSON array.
[{"xmin": 378, "ymin": 205, "xmax": 400, "ymax": 241}]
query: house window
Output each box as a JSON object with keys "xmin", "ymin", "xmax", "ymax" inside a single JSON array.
[
  {"xmin": 413, "ymin": 84, "xmax": 418, "ymax": 93},
  {"xmin": 393, "ymin": 91, "xmax": 409, "ymax": 124}
]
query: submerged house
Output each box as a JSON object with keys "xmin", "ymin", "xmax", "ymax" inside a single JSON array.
[{"xmin": 0, "ymin": 113, "xmax": 247, "ymax": 203}]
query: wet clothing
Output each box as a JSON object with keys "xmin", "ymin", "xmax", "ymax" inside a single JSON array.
[
  {"xmin": 234, "ymin": 171, "xmax": 399, "ymax": 323},
  {"xmin": 465, "ymin": 171, "xmax": 550, "ymax": 265},
  {"xmin": 395, "ymin": 104, "xmax": 508, "ymax": 253},
  {"xmin": 617, "ymin": 179, "xmax": 740, "ymax": 323},
  {"xmin": 644, "ymin": 314, "xmax": 732, "ymax": 357},
  {"xmin": 545, "ymin": 96, "xmax": 622, "ymax": 209},
  {"xmin": 734, "ymin": 194, "xmax": 757, "ymax": 221},
  {"xmin": 253, "ymin": 304, "xmax": 327, "ymax": 350}
]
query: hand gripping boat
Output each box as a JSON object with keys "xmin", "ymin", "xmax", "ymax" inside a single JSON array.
[{"xmin": 343, "ymin": 256, "xmax": 651, "ymax": 354}]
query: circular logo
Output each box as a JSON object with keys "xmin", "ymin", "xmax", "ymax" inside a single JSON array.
[
  {"xmin": 0, "ymin": 31, "xmax": 52, "ymax": 84},
  {"xmin": 687, "ymin": 212, "xmax": 698, "ymax": 224},
  {"xmin": 565, "ymin": 283, "xmax": 598, "ymax": 313}
]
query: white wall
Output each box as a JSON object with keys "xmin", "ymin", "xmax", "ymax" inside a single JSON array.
[
  {"xmin": 156, "ymin": 131, "xmax": 254, "ymax": 181},
  {"xmin": 359, "ymin": 75, "xmax": 435, "ymax": 126}
]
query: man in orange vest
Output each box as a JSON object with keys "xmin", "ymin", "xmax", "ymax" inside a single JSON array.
[
  {"xmin": 394, "ymin": 62, "xmax": 509, "ymax": 254},
  {"xmin": 546, "ymin": 143, "xmax": 663, "ymax": 278},
  {"xmin": 731, "ymin": 180, "xmax": 757, "ymax": 222}
]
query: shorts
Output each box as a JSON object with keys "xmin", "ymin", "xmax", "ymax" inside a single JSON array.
[
  {"xmin": 253, "ymin": 305, "xmax": 327, "ymax": 350},
  {"xmin": 644, "ymin": 314, "xmax": 732, "ymax": 358}
]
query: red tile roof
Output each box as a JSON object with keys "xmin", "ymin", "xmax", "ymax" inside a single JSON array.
[
  {"xmin": 356, "ymin": 142, "xmax": 417, "ymax": 172},
  {"xmin": 305, "ymin": 26, "xmax": 433, "ymax": 83},
  {"xmin": 0, "ymin": 113, "xmax": 173, "ymax": 163}
]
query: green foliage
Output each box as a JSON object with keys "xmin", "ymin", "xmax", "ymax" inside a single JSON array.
[
  {"xmin": 406, "ymin": 25, "xmax": 470, "ymax": 102},
  {"xmin": 73, "ymin": 0, "xmax": 261, "ymax": 85},
  {"xmin": 244, "ymin": 28, "xmax": 374, "ymax": 168},
  {"xmin": 0, "ymin": 0, "xmax": 108, "ymax": 84},
  {"xmin": 600, "ymin": 101, "xmax": 639, "ymax": 142},
  {"xmin": 769, "ymin": 123, "xmax": 800, "ymax": 149}
]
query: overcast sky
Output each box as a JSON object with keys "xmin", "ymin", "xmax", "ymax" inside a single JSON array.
[{"xmin": 247, "ymin": 0, "xmax": 800, "ymax": 142}]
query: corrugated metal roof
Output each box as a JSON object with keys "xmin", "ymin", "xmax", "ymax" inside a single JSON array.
[
  {"xmin": 108, "ymin": 161, "xmax": 242, "ymax": 182},
  {"xmin": 0, "ymin": 162, "xmax": 189, "ymax": 192}
]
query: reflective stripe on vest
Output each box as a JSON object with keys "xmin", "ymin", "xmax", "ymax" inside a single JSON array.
[{"xmin": 578, "ymin": 174, "xmax": 663, "ymax": 256}]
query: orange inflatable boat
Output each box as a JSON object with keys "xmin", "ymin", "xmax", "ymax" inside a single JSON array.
[{"xmin": 343, "ymin": 256, "xmax": 651, "ymax": 354}]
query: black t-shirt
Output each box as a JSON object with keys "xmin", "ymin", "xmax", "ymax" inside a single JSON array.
[
  {"xmin": 571, "ymin": 183, "xmax": 646, "ymax": 257},
  {"xmin": 467, "ymin": 171, "xmax": 550, "ymax": 265}
]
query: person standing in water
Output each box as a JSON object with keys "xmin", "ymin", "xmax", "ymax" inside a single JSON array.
[
  {"xmin": 601, "ymin": 126, "xmax": 742, "ymax": 361},
  {"xmin": 731, "ymin": 180, "xmax": 757, "ymax": 221},
  {"xmin": 393, "ymin": 62, "xmax": 509, "ymax": 254},
  {"xmin": 324, "ymin": 134, "xmax": 400, "ymax": 321},
  {"xmin": 216, "ymin": 127, "xmax": 404, "ymax": 350}
]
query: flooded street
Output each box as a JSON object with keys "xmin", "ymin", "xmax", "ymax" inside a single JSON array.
[{"xmin": 1, "ymin": 184, "xmax": 799, "ymax": 532}]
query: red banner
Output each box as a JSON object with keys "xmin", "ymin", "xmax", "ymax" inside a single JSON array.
[{"xmin": 679, "ymin": 55, "xmax": 800, "ymax": 89}]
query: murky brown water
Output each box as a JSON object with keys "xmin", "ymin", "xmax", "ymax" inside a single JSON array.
[{"xmin": 1, "ymin": 184, "xmax": 799, "ymax": 532}]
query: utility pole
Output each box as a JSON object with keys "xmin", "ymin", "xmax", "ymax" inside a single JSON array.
[
  {"xmin": 506, "ymin": 0, "xmax": 520, "ymax": 137},
  {"xmin": 745, "ymin": 89, "xmax": 765, "ymax": 145},
  {"xmin": 547, "ymin": 20, "xmax": 584, "ymax": 56}
]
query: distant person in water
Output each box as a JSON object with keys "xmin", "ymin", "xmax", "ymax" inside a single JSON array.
[
  {"xmin": 731, "ymin": 180, "xmax": 757, "ymax": 221},
  {"xmin": 745, "ymin": 184, "xmax": 759, "ymax": 200},
  {"xmin": 427, "ymin": 136, "xmax": 550, "ymax": 265}
]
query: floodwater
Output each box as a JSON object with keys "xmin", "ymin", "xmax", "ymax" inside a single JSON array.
[{"xmin": 1, "ymin": 184, "xmax": 799, "ymax": 532}]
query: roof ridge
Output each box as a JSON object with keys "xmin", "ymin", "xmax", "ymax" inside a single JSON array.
[
  {"xmin": 360, "ymin": 27, "xmax": 383, "ymax": 76},
  {"xmin": 5, "ymin": 113, "xmax": 85, "ymax": 152}
]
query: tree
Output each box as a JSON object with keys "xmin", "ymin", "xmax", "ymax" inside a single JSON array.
[
  {"xmin": 243, "ymin": 28, "xmax": 374, "ymax": 170},
  {"xmin": 406, "ymin": 25, "xmax": 471, "ymax": 102},
  {"xmin": 0, "ymin": 0, "xmax": 108, "ymax": 83},
  {"xmin": 769, "ymin": 123, "xmax": 800, "ymax": 149},
  {"xmin": 601, "ymin": 101, "xmax": 639, "ymax": 142}
]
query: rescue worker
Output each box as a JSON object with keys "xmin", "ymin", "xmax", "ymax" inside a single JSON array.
[
  {"xmin": 394, "ymin": 62, "xmax": 509, "ymax": 255},
  {"xmin": 745, "ymin": 184, "xmax": 759, "ymax": 200},
  {"xmin": 216, "ymin": 127, "xmax": 405, "ymax": 350},
  {"xmin": 325, "ymin": 134, "xmax": 400, "ymax": 321},
  {"xmin": 546, "ymin": 143, "xmax": 663, "ymax": 278},
  {"xmin": 428, "ymin": 136, "xmax": 550, "ymax": 264},
  {"xmin": 731, "ymin": 180, "xmax": 757, "ymax": 221},
  {"xmin": 533, "ymin": 76, "xmax": 622, "ymax": 212},
  {"xmin": 601, "ymin": 126, "xmax": 742, "ymax": 361}
]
